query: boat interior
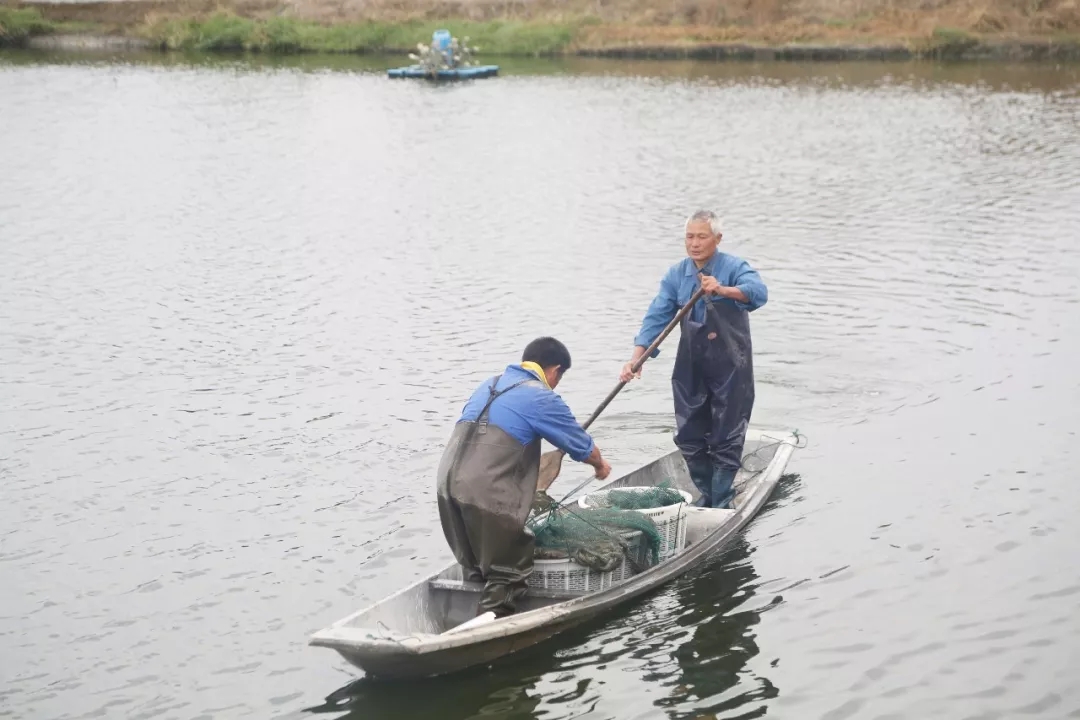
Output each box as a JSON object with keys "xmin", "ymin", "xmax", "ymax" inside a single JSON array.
[{"xmin": 339, "ymin": 436, "xmax": 783, "ymax": 638}]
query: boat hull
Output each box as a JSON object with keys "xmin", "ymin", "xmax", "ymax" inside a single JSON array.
[
  {"xmin": 331, "ymin": 607, "xmax": 606, "ymax": 679},
  {"xmin": 309, "ymin": 428, "xmax": 798, "ymax": 679}
]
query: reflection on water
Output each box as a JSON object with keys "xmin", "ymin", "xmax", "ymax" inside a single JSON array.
[
  {"xmin": 2, "ymin": 49, "xmax": 1079, "ymax": 720},
  {"xmin": 3, "ymin": 47, "xmax": 1080, "ymax": 91},
  {"xmin": 307, "ymin": 666, "xmax": 544, "ymax": 719},
  {"xmin": 664, "ymin": 481, "xmax": 804, "ymax": 719}
]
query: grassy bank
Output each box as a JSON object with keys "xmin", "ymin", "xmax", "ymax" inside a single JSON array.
[
  {"xmin": 0, "ymin": 6, "xmax": 53, "ymax": 44},
  {"xmin": 142, "ymin": 16, "xmax": 575, "ymax": 54},
  {"xmin": 1, "ymin": 6, "xmax": 576, "ymax": 53},
  {"xmin": 5, "ymin": 0, "xmax": 1080, "ymax": 58},
  {"xmin": 0, "ymin": 6, "xmax": 104, "ymax": 45}
]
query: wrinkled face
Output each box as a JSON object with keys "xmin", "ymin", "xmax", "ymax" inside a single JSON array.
[{"xmin": 685, "ymin": 220, "xmax": 721, "ymax": 264}]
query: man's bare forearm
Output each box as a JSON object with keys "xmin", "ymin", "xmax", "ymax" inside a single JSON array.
[{"xmin": 585, "ymin": 445, "xmax": 604, "ymax": 469}]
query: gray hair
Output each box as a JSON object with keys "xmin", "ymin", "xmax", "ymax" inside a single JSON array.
[{"xmin": 685, "ymin": 210, "xmax": 723, "ymax": 236}]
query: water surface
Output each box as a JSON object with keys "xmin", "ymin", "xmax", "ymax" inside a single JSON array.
[{"xmin": 2, "ymin": 51, "xmax": 1079, "ymax": 720}]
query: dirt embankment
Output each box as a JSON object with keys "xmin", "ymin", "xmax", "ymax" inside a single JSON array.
[{"xmin": 5, "ymin": 0, "xmax": 1080, "ymax": 58}]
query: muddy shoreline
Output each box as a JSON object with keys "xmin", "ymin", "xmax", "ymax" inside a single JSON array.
[
  {"xmin": 16, "ymin": 32, "xmax": 1080, "ymax": 61},
  {"xmin": 5, "ymin": 0, "xmax": 1080, "ymax": 61},
  {"xmin": 575, "ymin": 40, "xmax": 1080, "ymax": 61}
]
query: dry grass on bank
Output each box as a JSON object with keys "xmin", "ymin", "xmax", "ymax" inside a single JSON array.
[{"xmin": 10, "ymin": 0, "xmax": 1080, "ymax": 52}]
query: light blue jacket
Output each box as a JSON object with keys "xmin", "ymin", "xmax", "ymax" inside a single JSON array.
[
  {"xmin": 457, "ymin": 364, "xmax": 595, "ymax": 462},
  {"xmin": 634, "ymin": 251, "xmax": 767, "ymax": 357}
]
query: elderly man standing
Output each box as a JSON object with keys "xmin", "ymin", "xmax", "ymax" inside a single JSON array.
[
  {"xmin": 439, "ymin": 337, "xmax": 612, "ymax": 618},
  {"xmin": 619, "ymin": 211, "xmax": 768, "ymax": 509}
]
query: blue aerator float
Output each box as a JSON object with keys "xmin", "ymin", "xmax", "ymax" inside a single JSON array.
[{"xmin": 387, "ymin": 29, "xmax": 500, "ymax": 81}]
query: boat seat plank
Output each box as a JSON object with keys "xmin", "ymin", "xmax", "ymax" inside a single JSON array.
[{"xmin": 428, "ymin": 577, "xmax": 586, "ymax": 600}]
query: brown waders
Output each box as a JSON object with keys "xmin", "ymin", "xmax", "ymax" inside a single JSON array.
[{"xmin": 436, "ymin": 376, "xmax": 541, "ymax": 617}]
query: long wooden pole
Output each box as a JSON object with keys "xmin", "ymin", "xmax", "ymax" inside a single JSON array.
[{"xmin": 537, "ymin": 287, "xmax": 708, "ymax": 489}]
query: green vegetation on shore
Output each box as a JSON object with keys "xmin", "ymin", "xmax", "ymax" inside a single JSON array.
[
  {"xmin": 0, "ymin": 7, "xmax": 577, "ymax": 55},
  {"xmin": 141, "ymin": 15, "xmax": 576, "ymax": 54},
  {"xmin": 4, "ymin": 1, "xmax": 1080, "ymax": 60},
  {"xmin": 0, "ymin": 6, "xmax": 106, "ymax": 47},
  {"xmin": 0, "ymin": 6, "xmax": 54, "ymax": 44}
]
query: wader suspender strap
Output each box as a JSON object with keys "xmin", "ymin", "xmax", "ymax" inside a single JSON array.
[
  {"xmin": 693, "ymin": 267, "xmax": 716, "ymax": 324},
  {"xmin": 680, "ymin": 269, "xmax": 726, "ymax": 332},
  {"xmin": 444, "ymin": 375, "xmax": 534, "ymax": 490},
  {"xmin": 477, "ymin": 375, "xmax": 531, "ymax": 435}
]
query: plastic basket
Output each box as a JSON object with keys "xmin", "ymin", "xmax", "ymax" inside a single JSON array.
[
  {"xmin": 577, "ymin": 486, "xmax": 690, "ymax": 560},
  {"xmin": 527, "ymin": 529, "xmax": 650, "ymax": 595}
]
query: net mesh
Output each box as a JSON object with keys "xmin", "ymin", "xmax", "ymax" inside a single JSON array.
[
  {"xmin": 594, "ymin": 482, "xmax": 685, "ymax": 510},
  {"xmin": 528, "ymin": 507, "xmax": 662, "ymax": 571}
]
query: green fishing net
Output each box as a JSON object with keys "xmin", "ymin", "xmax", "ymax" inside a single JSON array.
[
  {"xmin": 598, "ymin": 482, "xmax": 685, "ymax": 510},
  {"xmin": 528, "ymin": 506, "xmax": 662, "ymax": 572}
]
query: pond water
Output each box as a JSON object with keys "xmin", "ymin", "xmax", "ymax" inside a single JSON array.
[{"xmin": 2, "ymin": 50, "xmax": 1079, "ymax": 720}]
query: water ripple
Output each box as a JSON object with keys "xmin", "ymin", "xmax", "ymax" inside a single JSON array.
[{"xmin": 2, "ymin": 53, "xmax": 1079, "ymax": 720}]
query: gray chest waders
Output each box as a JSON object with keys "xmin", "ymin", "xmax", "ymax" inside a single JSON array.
[{"xmin": 435, "ymin": 375, "xmax": 542, "ymax": 617}]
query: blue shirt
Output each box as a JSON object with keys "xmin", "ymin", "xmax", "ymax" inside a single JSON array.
[
  {"xmin": 634, "ymin": 251, "xmax": 768, "ymax": 356},
  {"xmin": 457, "ymin": 364, "xmax": 596, "ymax": 462}
]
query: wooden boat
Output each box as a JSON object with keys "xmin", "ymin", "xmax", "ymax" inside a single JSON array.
[
  {"xmin": 308, "ymin": 427, "xmax": 800, "ymax": 680},
  {"xmin": 386, "ymin": 65, "xmax": 500, "ymax": 80}
]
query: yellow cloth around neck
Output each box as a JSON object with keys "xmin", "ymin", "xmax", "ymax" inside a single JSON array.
[{"xmin": 519, "ymin": 361, "xmax": 551, "ymax": 389}]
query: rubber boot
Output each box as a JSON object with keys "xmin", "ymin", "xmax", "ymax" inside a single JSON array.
[
  {"xmin": 478, "ymin": 578, "xmax": 527, "ymax": 618},
  {"xmin": 711, "ymin": 466, "xmax": 738, "ymax": 509},
  {"xmin": 685, "ymin": 457, "xmax": 714, "ymax": 507}
]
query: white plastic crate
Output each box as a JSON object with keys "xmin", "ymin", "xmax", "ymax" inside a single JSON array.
[
  {"xmin": 527, "ymin": 529, "xmax": 650, "ymax": 595},
  {"xmin": 577, "ymin": 486, "xmax": 690, "ymax": 560}
]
